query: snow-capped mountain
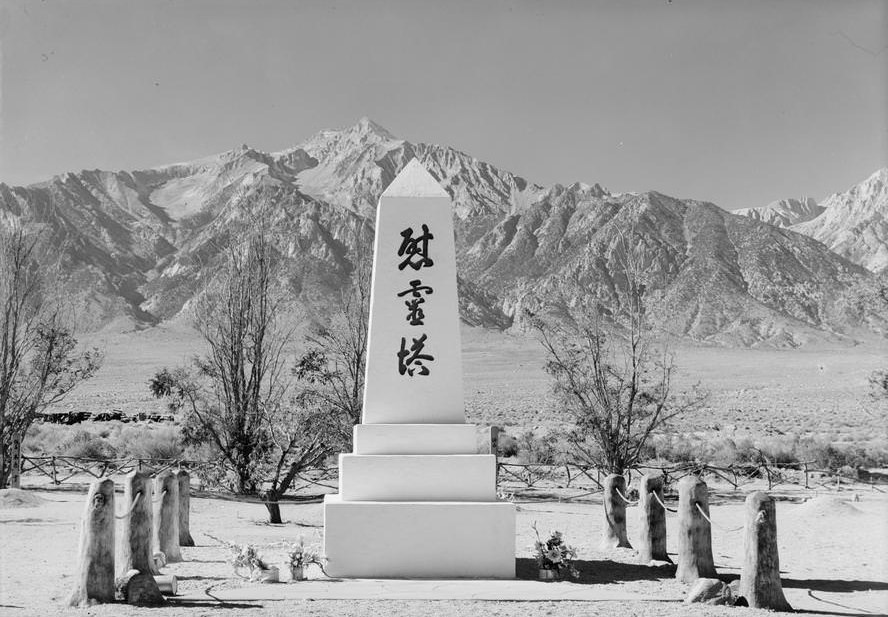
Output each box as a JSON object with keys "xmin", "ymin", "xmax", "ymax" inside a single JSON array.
[
  {"xmin": 734, "ymin": 197, "xmax": 824, "ymax": 228},
  {"xmin": 0, "ymin": 119, "xmax": 883, "ymax": 345},
  {"xmin": 734, "ymin": 169, "xmax": 887, "ymax": 273},
  {"xmin": 792, "ymin": 168, "xmax": 888, "ymax": 273}
]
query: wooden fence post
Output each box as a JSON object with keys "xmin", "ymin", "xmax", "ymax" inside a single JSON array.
[
  {"xmin": 740, "ymin": 492, "xmax": 792, "ymax": 611},
  {"xmin": 638, "ymin": 473, "xmax": 670, "ymax": 563},
  {"xmin": 152, "ymin": 471, "xmax": 181, "ymax": 563},
  {"xmin": 676, "ymin": 475, "xmax": 717, "ymax": 583},
  {"xmin": 68, "ymin": 478, "xmax": 116, "ymax": 607},
  {"xmin": 117, "ymin": 470, "xmax": 164, "ymax": 604},
  {"xmin": 175, "ymin": 469, "xmax": 195, "ymax": 547},
  {"xmin": 118, "ymin": 472, "xmax": 157, "ymax": 573},
  {"xmin": 601, "ymin": 473, "xmax": 632, "ymax": 549}
]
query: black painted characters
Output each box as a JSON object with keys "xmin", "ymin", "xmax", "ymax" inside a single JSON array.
[{"xmin": 396, "ymin": 225, "xmax": 436, "ymax": 376}]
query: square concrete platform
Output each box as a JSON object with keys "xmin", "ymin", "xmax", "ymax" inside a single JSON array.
[
  {"xmin": 323, "ymin": 495, "xmax": 516, "ymax": 578},
  {"xmin": 338, "ymin": 454, "xmax": 497, "ymax": 501},
  {"xmin": 353, "ymin": 424, "xmax": 479, "ymax": 455}
]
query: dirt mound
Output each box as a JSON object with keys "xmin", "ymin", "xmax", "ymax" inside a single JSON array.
[
  {"xmin": 0, "ymin": 489, "xmax": 47, "ymax": 509},
  {"xmin": 796, "ymin": 495, "xmax": 864, "ymax": 518}
]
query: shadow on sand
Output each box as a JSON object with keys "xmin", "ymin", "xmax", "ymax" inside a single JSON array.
[
  {"xmin": 719, "ymin": 572, "xmax": 888, "ymax": 594},
  {"xmin": 516, "ymin": 557, "xmax": 676, "ymax": 585}
]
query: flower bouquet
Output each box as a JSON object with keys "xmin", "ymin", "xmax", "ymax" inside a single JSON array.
[
  {"xmin": 532, "ymin": 522, "xmax": 579, "ymax": 580},
  {"xmin": 286, "ymin": 536, "xmax": 326, "ymax": 581},
  {"xmin": 206, "ymin": 534, "xmax": 279, "ymax": 583}
]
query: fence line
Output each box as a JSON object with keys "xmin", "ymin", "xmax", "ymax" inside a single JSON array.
[{"xmin": 20, "ymin": 454, "xmax": 871, "ymax": 501}]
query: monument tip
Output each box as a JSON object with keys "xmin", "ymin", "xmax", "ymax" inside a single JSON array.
[{"xmin": 382, "ymin": 159, "xmax": 449, "ymax": 198}]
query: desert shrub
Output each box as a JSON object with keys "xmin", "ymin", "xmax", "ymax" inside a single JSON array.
[
  {"xmin": 181, "ymin": 441, "xmax": 228, "ymax": 489},
  {"xmin": 757, "ymin": 435, "xmax": 799, "ymax": 465},
  {"xmin": 795, "ymin": 436, "xmax": 831, "ymax": 467},
  {"xmin": 648, "ymin": 434, "xmax": 705, "ymax": 464},
  {"xmin": 57, "ymin": 430, "xmax": 117, "ymax": 460},
  {"xmin": 497, "ymin": 433, "xmax": 519, "ymax": 458},
  {"xmin": 863, "ymin": 440, "xmax": 888, "ymax": 467},
  {"xmin": 837, "ymin": 465, "xmax": 859, "ymax": 479},
  {"xmin": 23, "ymin": 424, "xmax": 71, "ymax": 455},
  {"xmin": 515, "ymin": 430, "xmax": 568, "ymax": 465},
  {"xmin": 110, "ymin": 425, "xmax": 183, "ymax": 460}
]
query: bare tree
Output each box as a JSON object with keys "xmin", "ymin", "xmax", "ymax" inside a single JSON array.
[
  {"xmin": 150, "ymin": 221, "xmax": 350, "ymax": 522},
  {"xmin": 0, "ymin": 225, "xmax": 103, "ymax": 488},
  {"xmin": 530, "ymin": 232, "xmax": 705, "ymax": 474},
  {"xmin": 294, "ymin": 221, "xmax": 372, "ymax": 445}
]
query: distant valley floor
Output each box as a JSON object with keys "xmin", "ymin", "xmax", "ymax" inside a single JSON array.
[{"xmin": 56, "ymin": 324, "xmax": 888, "ymax": 445}]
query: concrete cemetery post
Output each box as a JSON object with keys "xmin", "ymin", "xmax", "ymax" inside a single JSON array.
[
  {"xmin": 601, "ymin": 473, "xmax": 632, "ymax": 549},
  {"xmin": 740, "ymin": 492, "xmax": 792, "ymax": 611},
  {"xmin": 175, "ymin": 469, "xmax": 194, "ymax": 546},
  {"xmin": 117, "ymin": 470, "xmax": 164, "ymax": 605},
  {"xmin": 118, "ymin": 471, "xmax": 155, "ymax": 574},
  {"xmin": 638, "ymin": 473, "xmax": 670, "ymax": 563},
  {"xmin": 68, "ymin": 478, "xmax": 115, "ymax": 607},
  {"xmin": 323, "ymin": 159, "xmax": 515, "ymax": 578},
  {"xmin": 676, "ymin": 475, "xmax": 717, "ymax": 582},
  {"xmin": 152, "ymin": 471, "xmax": 181, "ymax": 563}
]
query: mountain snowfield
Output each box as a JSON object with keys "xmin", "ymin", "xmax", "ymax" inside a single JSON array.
[
  {"xmin": 0, "ymin": 118, "xmax": 884, "ymax": 345},
  {"xmin": 792, "ymin": 168, "xmax": 888, "ymax": 273},
  {"xmin": 736, "ymin": 168, "xmax": 888, "ymax": 273},
  {"xmin": 734, "ymin": 197, "xmax": 824, "ymax": 228}
]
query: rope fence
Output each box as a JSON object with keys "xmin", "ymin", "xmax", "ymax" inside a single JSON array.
[
  {"xmin": 652, "ymin": 490, "xmax": 677, "ymax": 513},
  {"xmin": 18, "ymin": 454, "xmax": 877, "ymax": 507},
  {"xmin": 615, "ymin": 486, "xmax": 639, "ymax": 505},
  {"xmin": 115, "ymin": 491, "xmax": 142, "ymax": 519},
  {"xmin": 695, "ymin": 502, "xmax": 744, "ymax": 533}
]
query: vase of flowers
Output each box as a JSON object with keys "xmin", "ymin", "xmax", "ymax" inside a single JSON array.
[
  {"xmin": 286, "ymin": 536, "xmax": 326, "ymax": 582},
  {"xmin": 532, "ymin": 522, "xmax": 579, "ymax": 580}
]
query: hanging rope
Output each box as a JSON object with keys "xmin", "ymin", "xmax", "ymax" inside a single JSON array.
[
  {"xmin": 152, "ymin": 489, "xmax": 167, "ymax": 504},
  {"xmin": 615, "ymin": 487, "xmax": 639, "ymax": 505},
  {"xmin": 652, "ymin": 491, "xmax": 677, "ymax": 513},
  {"xmin": 115, "ymin": 492, "xmax": 142, "ymax": 519},
  {"xmin": 696, "ymin": 502, "xmax": 744, "ymax": 532}
]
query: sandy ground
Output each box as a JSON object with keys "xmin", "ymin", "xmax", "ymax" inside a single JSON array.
[
  {"xmin": 1, "ymin": 485, "xmax": 885, "ymax": 617},
  {"xmin": 61, "ymin": 324, "xmax": 887, "ymax": 441}
]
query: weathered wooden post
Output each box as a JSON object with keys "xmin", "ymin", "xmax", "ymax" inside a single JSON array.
[
  {"xmin": 489, "ymin": 426, "xmax": 501, "ymax": 455},
  {"xmin": 175, "ymin": 469, "xmax": 194, "ymax": 547},
  {"xmin": 68, "ymin": 478, "xmax": 116, "ymax": 607},
  {"xmin": 740, "ymin": 492, "xmax": 792, "ymax": 611},
  {"xmin": 152, "ymin": 471, "xmax": 181, "ymax": 563},
  {"xmin": 116, "ymin": 471, "xmax": 164, "ymax": 604},
  {"xmin": 601, "ymin": 473, "xmax": 632, "ymax": 549},
  {"xmin": 676, "ymin": 475, "xmax": 716, "ymax": 583},
  {"xmin": 118, "ymin": 471, "xmax": 155, "ymax": 575},
  {"xmin": 638, "ymin": 473, "xmax": 670, "ymax": 563}
]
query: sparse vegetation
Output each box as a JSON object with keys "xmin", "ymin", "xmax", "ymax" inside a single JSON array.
[
  {"xmin": 648, "ymin": 432, "xmax": 888, "ymax": 472},
  {"xmin": 530, "ymin": 231, "xmax": 706, "ymax": 474},
  {"xmin": 292, "ymin": 224, "xmax": 372, "ymax": 448},
  {"xmin": 23, "ymin": 422, "xmax": 184, "ymax": 461},
  {"xmin": 0, "ymin": 225, "xmax": 103, "ymax": 488},
  {"xmin": 149, "ymin": 207, "xmax": 360, "ymax": 523}
]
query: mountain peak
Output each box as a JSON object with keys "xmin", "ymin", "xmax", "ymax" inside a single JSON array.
[
  {"xmin": 382, "ymin": 158, "xmax": 449, "ymax": 198},
  {"xmin": 352, "ymin": 116, "xmax": 397, "ymax": 140}
]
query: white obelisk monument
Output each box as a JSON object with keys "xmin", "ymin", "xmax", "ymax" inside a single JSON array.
[{"xmin": 323, "ymin": 159, "xmax": 515, "ymax": 578}]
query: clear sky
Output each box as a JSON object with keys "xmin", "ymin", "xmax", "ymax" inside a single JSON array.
[{"xmin": 1, "ymin": 0, "xmax": 885, "ymax": 210}]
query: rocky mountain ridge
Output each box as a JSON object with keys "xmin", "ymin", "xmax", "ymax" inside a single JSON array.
[
  {"xmin": 734, "ymin": 197, "xmax": 824, "ymax": 228},
  {"xmin": 735, "ymin": 168, "xmax": 887, "ymax": 273},
  {"xmin": 0, "ymin": 118, "xmax": 883, "ymax": 345}
]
